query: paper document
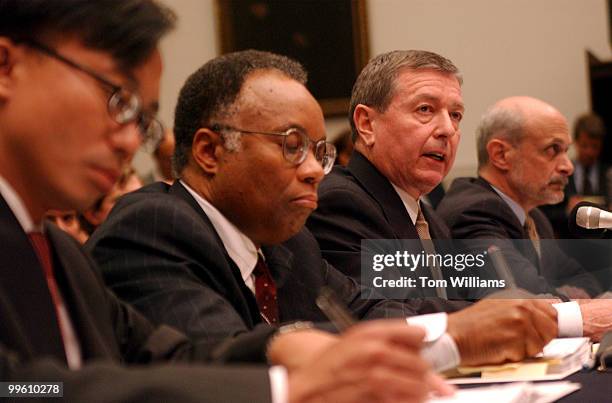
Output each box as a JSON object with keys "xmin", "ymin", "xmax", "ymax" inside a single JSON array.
[
  {"xmin": 445, "ymin": 338, "xmax": 590, "ymax": 384},
  {"xmin": 429, "ymin": 381, "xmax": 581, "ymax": 403}
]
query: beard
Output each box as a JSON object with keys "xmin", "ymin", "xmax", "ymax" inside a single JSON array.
[{"xmin": 509, "ymin": 163, "xmax": 567, "ymax": 206}]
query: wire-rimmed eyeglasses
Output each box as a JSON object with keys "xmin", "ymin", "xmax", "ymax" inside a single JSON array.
[
  {"xmin": 211, "ymin": 124, "xmax": 337, "ymax": 174},
  {"xmin": 23, "ymin": 40, "xmax": 163, "ymax": 149}
]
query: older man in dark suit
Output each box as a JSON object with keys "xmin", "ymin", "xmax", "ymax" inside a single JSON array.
[
  {"xmin": 437, "ymin": 96, "xmax": 611, "ymax": 341},
  {"xmin": 0, "ymin": 2, "xmax": 439, "ymax": 402},
  {"xmin": 307, "ymin": 50, "xmax": 603, "ymax": 361}
]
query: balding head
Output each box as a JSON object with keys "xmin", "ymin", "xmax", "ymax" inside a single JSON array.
[
  {"xmin": 477, "ymin": 96, "xmax": 573, "ymax": 211},
  {"xmin": 476, "ymin": 96, "xmax": 566, "ymax": 168}
]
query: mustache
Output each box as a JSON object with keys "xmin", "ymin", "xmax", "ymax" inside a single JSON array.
[{"xmin": 548, "ymin": 176, "xmax": 568, "ymax": 186}]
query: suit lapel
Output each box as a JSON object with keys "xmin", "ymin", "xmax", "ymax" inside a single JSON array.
[
  {"xmin": 46, "ymin": 224, "xmax": 118, "ymax": 360},
  {"xmin": 347, "ymin": 152, "xmax": 419, "ymax": 239},
  {"xmin": 476, "ymin": 177, "xmax": 541, "ymax": 270},
  {"xmin": 0, "ymin": 196, "xmax": 66, "ymax": 362},
  {"xmin": 261, "ymin": 244, "xmax": 294, "ymax": 290},
  {"xmin": 169, "ymin": 181, "xmax": 262, "ymax": 325}
]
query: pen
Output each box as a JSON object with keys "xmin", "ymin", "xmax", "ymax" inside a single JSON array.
[{"xmin": 316, "ymin": 286, "xmax": 357, "ymax": 331}]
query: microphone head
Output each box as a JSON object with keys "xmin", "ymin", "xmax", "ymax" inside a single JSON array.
[
  {"xmin": 576, "ymin": 206, "xmax": 600, "ymax": 229},
  {"xmin": 569, "ymin": 201, "xmax": 607, "ymax": 238}
]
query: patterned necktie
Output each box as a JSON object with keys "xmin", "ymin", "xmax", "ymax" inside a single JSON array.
[
  {"xmin": 524, "ymin": 215, "xmax": 542, "ymax": 259},
  {"xmin": 415, "ymin": 207, "xmax": 448, "ymax": 299},
  {"xmin": 28, "ymin": 232, "xmax": 82, "ymax": 369},
  {"xmin": 253, "ymin": 254, "xmax": 279, "ymax": 325}
]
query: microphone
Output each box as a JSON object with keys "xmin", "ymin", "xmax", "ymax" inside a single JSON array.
[
  {"xmin": 576, "ymin": 205, "xmax": 612, "ymax": 229},
  {"xmin": 569, "ymin": 201, "xmax": 609, "ymax": 238}
]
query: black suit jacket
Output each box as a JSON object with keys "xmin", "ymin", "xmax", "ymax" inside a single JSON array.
[
  {"xmin": 0, "ymin": 195, "xmax": 273, "ymax": 403},
  {"xmin": 306, "ymin": 151, "xmax": 470, "ymax": 313},
  {"xmin": 436, "ymin": 177, "xmax": 602, "ymax": 296},
  {"xmin": 87, "ymin": 181, "xmax": 411, "ymax": 341}
]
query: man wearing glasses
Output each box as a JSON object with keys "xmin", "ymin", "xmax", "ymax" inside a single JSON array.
[
  {"xmin": 88, "ymin": 50, "xmax": 417, "ymax": 337},
  {"xmin": 0, "ymin": 2, "xmax": 441, "ymax": 402},
  {"xmin": 88, "ymin": 50, "xmax": 557, "ymax": 373}
]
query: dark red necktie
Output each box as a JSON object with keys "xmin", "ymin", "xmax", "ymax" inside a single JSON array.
[
  {"xmin": 28, "ymin": 232, "xmax": 82, "ymax": 368},
  {"xmin": 28, "ymin": 232, "xmax": 66, "ymax": 329},
  {"xmin": 253, "ymin": 254, "xmax": 279, "ymax": 325}
]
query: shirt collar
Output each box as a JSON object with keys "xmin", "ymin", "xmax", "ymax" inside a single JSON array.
[
  {"xmin": 179, "ymin": 180, "xmax": 259, "ymax": 283},
  {"xmin": 391, "ymin": 183, "xmax": 420, "ymax": 225},
  {"xmin": 0, "ymin": 175, "xmax": 42, "ymax": 232},
  {"xmin": 490, "ymin": 184, "xmax": 527, "ymax": 226}
]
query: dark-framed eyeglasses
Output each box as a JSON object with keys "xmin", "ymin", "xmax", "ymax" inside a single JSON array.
[
  {"xmin": 211, "ymin": 124, "xmax": 337, "ymax": 174},
  {"xmin": 23, "ymin": 40, "xmax": 163, "ymax": 149}
]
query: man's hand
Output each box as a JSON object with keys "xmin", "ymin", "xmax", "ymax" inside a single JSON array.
[
  {"xmin": 267, "ymin": 328, "xmax": 338, "ymax": 371},
  {"xmin": 579, "ymin": 299, "xmax": 612, "ymax": 341},
  {"xmin": 285, "ymin": 320, "xmax": 451, "ymax": 403},
  {"xmin": 447, "ymin": 299, "xmax": 558, "ymax": 366}
]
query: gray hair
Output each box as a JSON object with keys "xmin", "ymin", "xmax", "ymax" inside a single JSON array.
[
  {"xmin": 173, "ymin": 50, "xmax": 307, "ymax": 175},
  {"xmin": 349, "ymin": 50, "xmax": 462, "ymax": 142},
  {"xmin": 476, "ymin": 105, "xmax": 525, "ymax": 168}
]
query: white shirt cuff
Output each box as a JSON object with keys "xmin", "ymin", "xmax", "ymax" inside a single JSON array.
[
  {"xmin": 407, "ymin": 313, "xmax": 461, "ymax": 372},
  {"xmin": 269, "ymin": 365, "xmax": 288, "ymax": 403},
  {"xmin": 553, "ymin": 301, "xmax": 583, "ymax": 337}
]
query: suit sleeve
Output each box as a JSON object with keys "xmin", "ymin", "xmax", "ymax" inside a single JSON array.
[
  {"xmin": 0, "ymin": 251, "xmax": 274, "ymax": 402},
  {"xmin": 0, "ymin": 346, "xmax": 272, "ymax": 403},
  {"xmin": 104, "ymin": 287, "xmax": 275, "ymax": 364}
]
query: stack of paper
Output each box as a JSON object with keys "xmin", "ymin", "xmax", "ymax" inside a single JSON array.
[{"xmin": 445, "ymin": 338, "xmax": 590, "ymax": 384}]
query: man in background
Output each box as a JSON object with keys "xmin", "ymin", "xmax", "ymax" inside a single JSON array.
[
  {"xmin": 143, "ymin": 127, "xmax": 175, "ymax": 184},
  {"xmin": 79, "ymin": 166, "xmax": 143, "ymax": 236}
]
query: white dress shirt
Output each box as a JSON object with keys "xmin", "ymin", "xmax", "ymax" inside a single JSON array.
[
  {"xmin": 390, "ymin": 184, "xmax": 462, "ymax": 371},
  {"xmin": 180, "ymin": 180, "xmax": 287, "ymax": 401},
  {"xmin": 181, "ymin": 180, "xmax": 260, "ymax": 292}
]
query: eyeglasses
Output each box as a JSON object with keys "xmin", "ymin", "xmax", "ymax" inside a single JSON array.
[
  {"xmin": 24, "ymin": 40, "xmax": 163, "ymax": 149},
  {"xmin": 211, "ymin": 124, "xmax": 337, "ymax": 174}
]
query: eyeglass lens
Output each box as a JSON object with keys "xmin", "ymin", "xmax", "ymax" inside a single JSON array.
[{"xmin": 282, "ymin": 130, "xmax": 336, "ymax": 173}]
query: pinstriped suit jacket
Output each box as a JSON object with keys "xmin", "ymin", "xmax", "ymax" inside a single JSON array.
[{"xmin": 87, "ymin": 181, "xmax": 412, "ymax": 342}]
